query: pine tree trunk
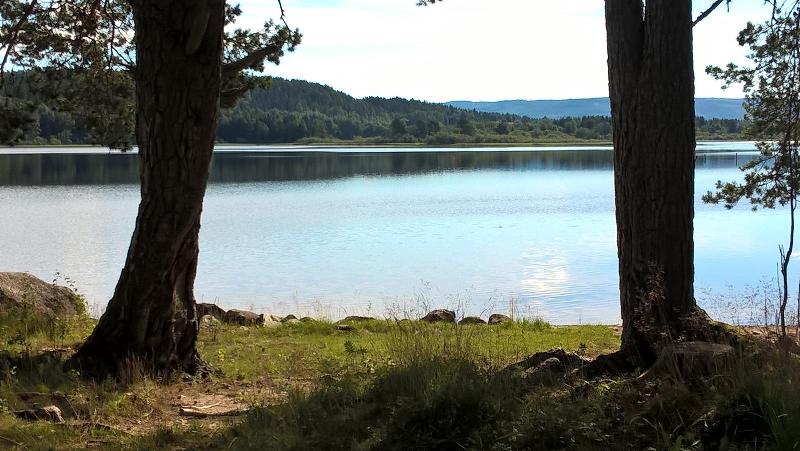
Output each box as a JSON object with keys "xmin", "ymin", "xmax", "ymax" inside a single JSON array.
[
  {"xmin": 606, "ymin": 0, "xmax": 698, "ymax": 365},
  {"xmin": 69, "ymin": 0, "xmax": 225, "ymax": 377}
]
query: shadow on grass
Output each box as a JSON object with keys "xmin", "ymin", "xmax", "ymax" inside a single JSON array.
[
  {"xmin": 208, "ymin": 356, "xmax": 527, "ymax": 450},
  {"xmin": 180, "ymin": 347, "xmax": 800, "ymax": 450}
]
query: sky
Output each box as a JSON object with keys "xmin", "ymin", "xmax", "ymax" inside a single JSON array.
[{"xmin": 236, "ymin": 0, "xmax": 774, "ymax": 102}]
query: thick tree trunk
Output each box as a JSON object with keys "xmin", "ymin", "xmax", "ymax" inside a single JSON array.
[
  {"xmin": 69, "ymin": 0, "xmax": 225, "ymax": 377},
  {"xmin": 606, "ymin": 0, "xmax": 698, "ymax": 365}
]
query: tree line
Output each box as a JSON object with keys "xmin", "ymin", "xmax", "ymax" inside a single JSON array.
[{"xmin": 2, "ymin": 75, "xmax": 744, "ymax": 146}]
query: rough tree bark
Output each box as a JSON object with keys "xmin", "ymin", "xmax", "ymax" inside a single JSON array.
[
  {"xmin": 606, "ymin": 0, "xmax": 701, "ymax": 366},
  {"xmin": 69, "ymin": 0, "xmax": 225, "ymax": 377}
]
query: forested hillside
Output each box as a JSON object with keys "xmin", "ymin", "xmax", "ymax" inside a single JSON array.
[
  {"xmin": 2, "ymin": 76, "xmax": 743, "ymax": 146},
  {"xmin": 216, "ymin": 78, "xmax": 616, "ymax": 144},
  {"xmin": 447, "ymin": 97, "xmax": 746, "ymax": 120}
]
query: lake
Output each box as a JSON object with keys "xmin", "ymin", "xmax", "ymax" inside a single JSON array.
[{"xmin": 0, "ymin": 142, "xmax": 785, "ymax": 324}]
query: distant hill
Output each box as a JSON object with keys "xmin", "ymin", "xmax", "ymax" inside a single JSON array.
[
  {"xmin": 2, "ymin": 74, "xmax": 744, "ymax": 146},
  {"xmin": 445, "ymin": 98, "xmax": 745, "ymax": 120}
]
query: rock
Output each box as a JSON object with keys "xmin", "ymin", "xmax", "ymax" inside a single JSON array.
[
  {"xmin": 337, "ymin": 324, "xmax": 356, "ymax": 332},
  {"xmin": 488, "ymin": 313, "xmax": 513, "ymax": 325},
  {"xmin": 459, "ymin": 316, "xmax": 487, "ymax": 325},
  {"xmin": 13, "ymin": 405, "xmax": 64, "ymax": 423},
  {"xmin": 337, "ymin": 316, "xmax": 376, "ymax": 323},
  {"xmin": 420, "ymin": 309, "xmax": 456, "ymax": 323},
  {"xmin": 0, "ymin": 272, "xmax": 84, "ymax": 317},
  {"xmin": 299, "ymin": 316, "xmax": 314, "ymax": 323},
  {"xmin": 199, "ymin": 314, "xmax": 221, "ymax": 331},
  {"xmin": 196, "ymin": 303, "xmax": 226, "ymax": 320},
  {"xmin": 284, "ymin": 318, "xmax": 300, "ymax": 325},
  {"xmin": 263, "ymin": 315, "xmax": 281, "ymax": 328},
  {"xmin": 281, "ymin": 314, "xmax": 298, "ymax": 323},
  {"xmin": 222, "ymin": 309, "xmax": 264, "ymax": 326}
]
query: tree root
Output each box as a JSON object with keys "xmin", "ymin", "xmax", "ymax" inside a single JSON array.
[
  {"xmin": 638, "ymin": 341, "xmax": 734, "ymax": 381},
  {"xmin": 502, "ymin": 348, "xmax": 589, "ymax": 375},
  {"xmin": 579, "ymin": 349, "xmax": 638, "ymax": 379},
  {"xmin": 505, "ymin": 310, "xmax": 753, "ymax": 383},
  {"xmin": 65, "ymin": 348, "xmax": 213, "ymax": 383}
]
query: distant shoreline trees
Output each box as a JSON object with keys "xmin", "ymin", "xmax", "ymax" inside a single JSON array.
[{"xmin": 2, "ymin": 75, "xmax": 744, "ymax": 147}]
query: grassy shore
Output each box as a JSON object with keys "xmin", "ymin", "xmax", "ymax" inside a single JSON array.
[{"xmin": 1, "ymin": 312, "xmax": 798, "ymax": 450}]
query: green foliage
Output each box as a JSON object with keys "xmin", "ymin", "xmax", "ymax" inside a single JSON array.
[
  {"xmin": 703, "ymin": 8, "xmax": 800, "ymax": 210},
  {"xmin": 0, "ymin": 304, "xmax": 94, "ymax": 353},
  {"xmin": 703, "ymin": 6, "xmax": 800, "ymax": 335},
  {"xmin": 0, "ymin": 95, "xmax": 38, "ymax": 144},
  {"xmin": 0, "ymin": 0, "xmax": 301, "ymax": 148}
]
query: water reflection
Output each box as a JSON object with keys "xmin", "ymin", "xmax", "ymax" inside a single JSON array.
[{"xmin": 0, "ymin": 147, "xmax": 761, "ymax": 186}]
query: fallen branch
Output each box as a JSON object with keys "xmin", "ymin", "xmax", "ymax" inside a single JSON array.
[{"xmin": 179, "ymin": 406, "xmax": 247, "ymax": 418}]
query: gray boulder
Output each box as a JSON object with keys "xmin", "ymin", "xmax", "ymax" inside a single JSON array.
[
  {"xmin": 222, "ymin": 309, "xmax": 264, "ymax": 326},
  {"xmin": 459, "ymin": 316, "xmax": 487, "ymax": 325},
  {"xmin": 420, "ymin": 309, "xmax": 456, "ymax": 323},
  {"xmin": 0, "ymin": 272, "xmax": 84, "ymax": 317},
  {"xmin": 337, "ymin": 316, "xmax": 376, "ymax": 323},
  {"xmin": 199, "ymin": 315, "xmax": 221, "ymax": 333},
  {"xmin": 488, "ymin": 313, "xmax": 513, "ymax": 325},
  {"xmin": 263, "ymin": 315, "xmax": 281, "ymax": 328},
  {"xmin": 197, "ymin": 303, "xmax": 226, "ymax": 320}
]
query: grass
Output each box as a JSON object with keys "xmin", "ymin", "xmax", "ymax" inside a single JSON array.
[
  {"xmin": 197, "ymin": 319, "xmax": 617, "ymax": 384},
  {"xmin": 0, "ymin": 313, "xmax": 798, "ymax": 450},
  {"xmin": 208, "ymin": 336, "xmax": 800, "ymax": 451}
]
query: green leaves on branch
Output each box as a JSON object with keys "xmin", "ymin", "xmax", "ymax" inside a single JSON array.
[
  {"xmin": 703, "ymin": 6, "xmax": 800, "ymax": 211},
  {"xmin": 0, "ymin": 0, "xmax": 301, "ymax": 148},
  {"xmin": 0, "ymin": 0, "xmax": 134, "ymax": 75},
  {"xmin": 704, "ymin": 141, "xmax": 800, "ymax": 210}
]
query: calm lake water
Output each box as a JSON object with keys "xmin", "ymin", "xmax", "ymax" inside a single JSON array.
[{"xmin": 0, "ymin": 142, "xmax": 785, "ymax": 323}]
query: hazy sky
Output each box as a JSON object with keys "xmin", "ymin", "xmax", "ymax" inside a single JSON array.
[{"xmin": 236, "ymin": 0, "xmax": 772, "ymax": 102}]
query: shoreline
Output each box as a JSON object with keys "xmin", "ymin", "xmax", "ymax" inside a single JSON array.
[{"xmin": 0, "ymin": 139, "xmax": 756, "ymax": 155}]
